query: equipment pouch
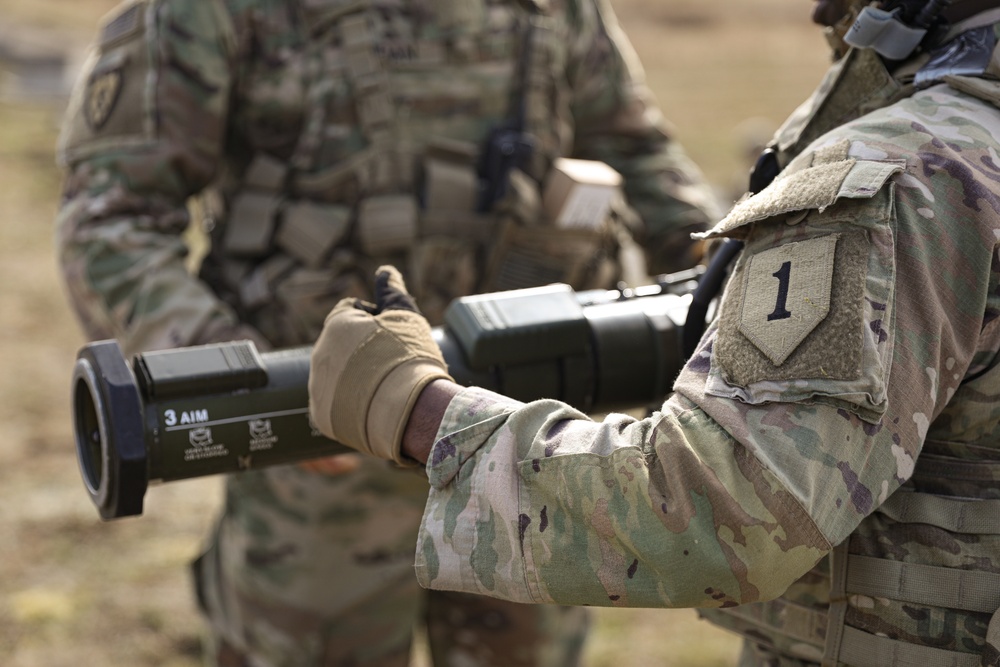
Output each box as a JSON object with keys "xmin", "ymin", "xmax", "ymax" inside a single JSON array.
[
  {"xmin": 482, "ymin": 217, "xmax": 615, "ymax": 292},
  {"xmin": 409, "ymin": 237, "xmax": 479, "ymax": 325},
  {"xmin": 421, "ymin": 139, "xmax": 482, "ymax": 240},
  {"xmin": 542, "ymin": 158, "xmax": 622, "ymax": 231},
  {"xmin": 275, "ymin": 202, "xmax": 351, "ymax": 267},
  {"xmin": 424, "ymin": 158, "xmax": 478, "ymax": 213},
  {"xmin": 243, "ymin": 153, "xmax": 288, "ymax": 191},
  {"xmin": 222, "ymin": 192, "xmax": 281, "ymax": 257},
  {"xmin": 269, "ymin": 266, "xmax": 367, "ymax": 343},
  {"xmin": 357, "ymin": 194, "xmax": 418, "ymax": 256},
  {"xmin": 239, "ymin": 253, "xmax": 297, "ymax": 310}
]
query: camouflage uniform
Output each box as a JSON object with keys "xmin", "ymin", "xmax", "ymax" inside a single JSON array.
[
  {"xmin": 411, "ymin": 15, "xmax": 1000, "ymax": 667},
  {"xmin": 54, "ymin": 0, "xmax": 717, "ymax": 664}
]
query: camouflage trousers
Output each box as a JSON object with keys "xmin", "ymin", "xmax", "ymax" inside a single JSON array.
[{"xmin": 192, "ymin": 457, "xmax": 590, "ymax": 666}]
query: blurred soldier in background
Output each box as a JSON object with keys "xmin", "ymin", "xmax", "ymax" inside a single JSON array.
[
  {"xmin": 307, "ymin": 0, "xmax": 1000, "ymax": 664},
  {"xmin": 54, "ymin": 0, "xmax": 718, "ymax": 664}
]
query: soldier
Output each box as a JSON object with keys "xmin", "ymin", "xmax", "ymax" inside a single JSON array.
[
  {"xmin": 308, "ymin": 0, "xmax": 1000, "ymax": 664},
  {"xmin": 54, "ymin": 0, "xmax": 718, "ymax": 664}
]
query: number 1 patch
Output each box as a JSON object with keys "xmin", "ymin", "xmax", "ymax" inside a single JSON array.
[{"xmin": 738, "ymin": 235, "xmax": 838, "ymax": 366}]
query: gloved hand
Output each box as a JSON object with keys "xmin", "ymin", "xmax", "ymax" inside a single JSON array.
[{"xmin": 308, "ymin": 265, "xmax": 453, "ymax": 465}]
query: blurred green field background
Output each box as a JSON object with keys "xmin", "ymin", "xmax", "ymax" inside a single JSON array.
[{"xmin": 0, "ymin": 1, "xmax": 831, "ymax": 664}]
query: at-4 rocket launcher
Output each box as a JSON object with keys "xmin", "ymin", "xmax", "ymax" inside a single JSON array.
[{"xmin": 72, "ymin": 269, "xmax": 702, "ymax": 520}]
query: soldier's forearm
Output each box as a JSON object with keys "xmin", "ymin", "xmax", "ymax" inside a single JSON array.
[{"xmin": 401, "ymin": 380, "xmax": 463, "ymax": 465}]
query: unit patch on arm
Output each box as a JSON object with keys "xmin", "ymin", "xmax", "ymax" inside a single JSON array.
[
  {"xmin": 714, "ymin": 229, "xmax": 868, "ymax": 388},
  {"xmin": 739, "ymin": 234, "xmax": 837, "ymax": 365},
  {"xmin": 57, "ymin": 0, "xmax": 153, "ymax": 164},
  {"xmin": 85, "ymin": 69, "xmax": 123, "ymax": 130}
]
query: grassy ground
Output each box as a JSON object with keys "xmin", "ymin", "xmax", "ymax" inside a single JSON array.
[{"xmin": 0, "ymin": 0, "xmax": 831, "ymax": 665}]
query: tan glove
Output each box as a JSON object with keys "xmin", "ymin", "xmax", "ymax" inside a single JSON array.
[{"xmin": 308, "ymin": 265, "xmax": 453, "ymax": 465}]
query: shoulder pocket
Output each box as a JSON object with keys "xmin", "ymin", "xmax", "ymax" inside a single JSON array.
[
  {"xmin": 698, "ymin": 139, "xmax": 906, "ymax": 241},
  {"xmin": 703, "ymin": 141, "xmax": 904, "ymax": 422},
  {"xmin": 58, "ymin": 1, "xmax": 156, "ymax": 165}
]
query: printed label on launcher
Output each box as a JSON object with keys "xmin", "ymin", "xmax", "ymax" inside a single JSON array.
[
  {"xmin": 185, "ymin": 427, "xmax": 228, "ymax": 461},
  {"xmin": 249, "ymin": 419, "xmax": 278, "ymax": 451}
]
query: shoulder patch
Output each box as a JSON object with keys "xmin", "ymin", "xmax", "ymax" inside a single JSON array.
[
  {"xmin": 84, "ymin": 68, "xmax": 123, "ymax": 130},
  {"xmin": 738, "ymin": 234, "xmax": 838, "ymax": 366},
  {"xmin": 715, "ymin": 230, "xmax": 869, "ymax": 387},
  {"xmin": 100, "ymin": 2, "xmax": 145, "ymax": 48},
  {"xmin": 58, "ymin": 3, "xmax": 154, "ymax": 165}
]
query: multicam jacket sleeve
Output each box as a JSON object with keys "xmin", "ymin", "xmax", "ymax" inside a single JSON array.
[
  {"xmin": 55, "ymin": 0, "xmax": 242, "ymax": 355},
  {"xmin": 557, "ymin": 0, "xmax": 719, "ymax": 274},
  {"xmin": 414, "ymin": 84, "xmax": 1000, "ymax": 609}
]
